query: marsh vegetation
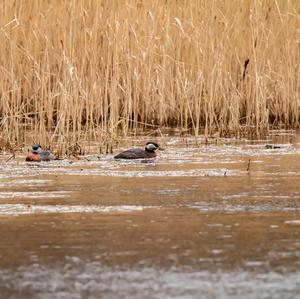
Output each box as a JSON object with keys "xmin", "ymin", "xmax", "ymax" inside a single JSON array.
[
  {"xmin": 1, "ymin": 2, "xmax": 300, "ymax": 297},
  {"xmin": 0, "ymin": 1, "xmax": 299, "ymax": 154}
]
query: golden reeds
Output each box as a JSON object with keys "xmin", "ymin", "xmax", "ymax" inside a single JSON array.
[{"xmin": 0, "ymin": 0, "xmax": 299, "ymax": 152}]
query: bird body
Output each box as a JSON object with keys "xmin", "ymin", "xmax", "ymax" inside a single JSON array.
[
  {"xmin": 114, "ymin": 142, "xmax": 159, "ymax": 159},
  {"xmin": 25, "ymin": 144, "xmax": 55, "ymax": 162}
]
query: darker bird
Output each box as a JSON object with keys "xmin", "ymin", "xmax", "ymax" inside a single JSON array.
[
  {"xmin": 114, "ymin": 142, "xmax": 160, "ymax": 159},
  {"xmin": 25, "ymin": 144, "xmax": 55, "ymax": 162},
  {"xmin": 265, "ymin": 144, "xmax": 281, "ymax": 149}
]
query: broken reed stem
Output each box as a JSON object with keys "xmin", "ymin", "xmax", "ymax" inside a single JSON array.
[
  {"xmin": 246, "ymin": 159, "xmax": 251, "ymax": 173},
  {"xmin": 0, "ymin": 0, "xmax": 299, "ymax": 147},
  {"xmin": 5, "ymin": 155, "xmax": 15, "ymax": 162}
]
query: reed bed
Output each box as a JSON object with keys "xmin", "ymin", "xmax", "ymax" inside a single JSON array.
[{"xmin": 0, "ymin": 0, "xmax": 299, "ymax": 153}]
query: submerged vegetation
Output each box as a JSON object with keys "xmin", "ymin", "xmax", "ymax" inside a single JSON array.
[{"xmin": 0, "ymin": 0, "xmax": 299, "ymax": 153}]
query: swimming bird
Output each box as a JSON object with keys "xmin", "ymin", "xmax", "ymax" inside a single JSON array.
[
  {"xmin": 265, "ymin": 144, "xmax": 281, "ymax": 149},
  {"xmin": 25, "ymin": 144, "xmax": 55, "ymax": 162},
  {"xmin": 114, "ymin": 142, "xmax": 160, "ymax": 159}
]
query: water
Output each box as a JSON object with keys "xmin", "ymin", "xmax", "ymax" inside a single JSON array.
[{"xmin": 0, "ymin": 134, "xmax": 300, "ymax": 298}]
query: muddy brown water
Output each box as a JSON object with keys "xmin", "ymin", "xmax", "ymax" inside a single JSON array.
[{"xmin": 0, "ymin": 134, "xmax": 300, "ymax": 298}]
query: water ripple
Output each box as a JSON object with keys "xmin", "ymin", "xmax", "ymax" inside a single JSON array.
[
  {"xmin": 0, "ymin": 204, "xmax": 156, "ymax": 216},
  {"xmin": 0, "ymin": 263, "xmax": 299, "ymax": 299}
]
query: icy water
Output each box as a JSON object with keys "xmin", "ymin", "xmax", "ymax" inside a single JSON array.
[{"xmin": 0, "ymin": 133, "xmax": 300, "ymax": 299}]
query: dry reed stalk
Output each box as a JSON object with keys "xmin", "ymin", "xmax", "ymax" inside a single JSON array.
[
  {"xmin": 247, "ymin": 158, "xmax": 251, "ymax": 173},
  {"xmin": 0, "ymin": 0, "xmax": 299, "ymax": 152}
]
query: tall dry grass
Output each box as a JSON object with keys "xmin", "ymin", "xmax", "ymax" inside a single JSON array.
[{"xmin": 0, "ymin": 0, "xmax": 299, "ymax": 152}]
